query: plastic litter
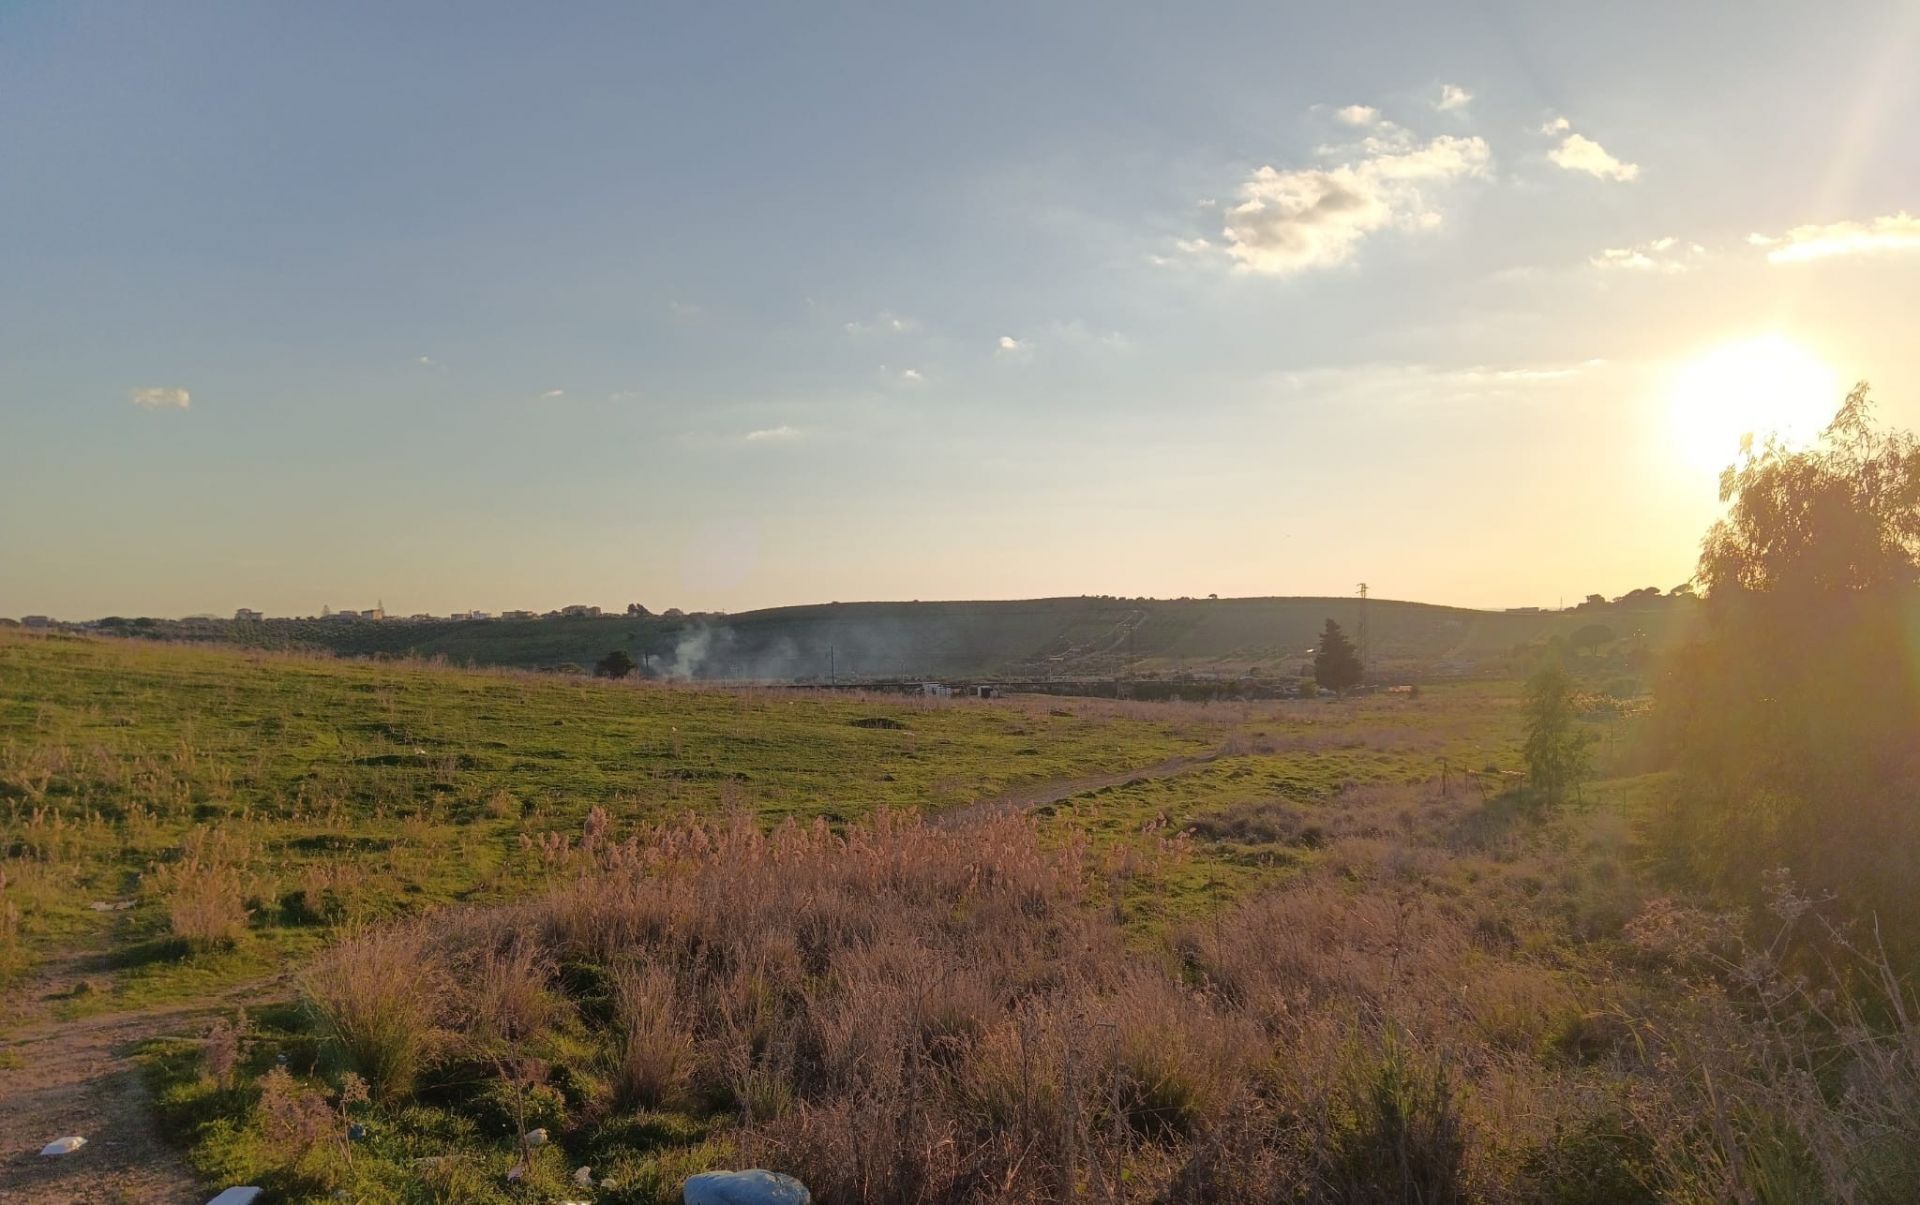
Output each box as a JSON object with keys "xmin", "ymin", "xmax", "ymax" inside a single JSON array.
[
  {"xmin": 87, "ymin": 899, "xmax": 136, "ymax": 911},
  {"xmin": 40, "ymin": 1136, "xmax": 87, "ymax": 1156},
  {"xmin": 683, "ymin": 1168, "xmax": 812, "ymax": 1204},
  {"xmin": 574, "ymin": 1165, "xmax": 595, "ymax": 1186},
  {"xmin": 206, "ymin": 1190, "xmax": 264, "ymax": 1205}
]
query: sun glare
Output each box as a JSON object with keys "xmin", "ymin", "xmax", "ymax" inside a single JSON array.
[{"xmin": 1668, "ymin": 334, "xmax": 1841, "ymax": 473}]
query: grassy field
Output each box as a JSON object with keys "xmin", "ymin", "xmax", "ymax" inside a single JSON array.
[
  {"xmin": 4, "ymin": 627, "xmax": 1907, "ymax": 1204},
  {"xmin": 0, "ymin": 630, "xmax": 1225, "ymax": 1007},
  {"xmin": 0, "ymin": 630, "xmax": 1539, "ymax": 1007}
]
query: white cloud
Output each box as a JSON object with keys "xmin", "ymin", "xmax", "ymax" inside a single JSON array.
[
  {"xmin": 1434, "ymin": 84, "xmax": 1472, "ymax": 112},
  {"xmin": 899, "ymin": 368, "xmax": 925, "ymax": 384},
  {"xmin": 668, "ymin": 300, "xmax": 704, "ymax": 318},
  {"xmin": 1267, "ymin": 357, "xmax": 1606, "ymax": 404},
  {"xmin": 1589, "ymin": 236, "xmax": 1705, "ymax": 273},
  {"xmin": 1549, "ymin": 133, "xmax": 1639, "ymax": 181},
  {"xmin": 844, "ymin": 311, "xmax": 917, "ymax": 336},
  {"xmin": 1751, "ymin": 212, "xmax": 1920, "ymax": 264},
  {"xmin": 1044, "ymin": 319, "xmax": 1130, "ymax": 351},
  {"xmin": 996, "ymin": 335, "xmax": 1030, "ymax": 355},
  {"xmin": 1334, "ymin": 104, "xmax": 1379, "ymax": 127},
  {"xmin": 1541, "ymin": 116, "xmax": 1571, "ymax": 134},
  {"xmin": 1219, "ymin": 134, "xmax": 1491, "ymax": 275},
  {"xmin": 415, "ymin": 355, "xmax": 440, "ymax": 368},
  {"xmin": 744, "ymin": 425, "xmax": 800, "ymax": 441},
  {"xmin": 130, "ymin": 387, "xmax": 190, "ymax": 410},
  {"xmin": 538, "ymin": 389, "xmax": 566, "ymax": 401}
]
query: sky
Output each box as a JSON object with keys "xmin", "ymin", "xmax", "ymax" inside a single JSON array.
[{"xmin": 3, "ymin": 1, "xmax": 1918, "ymax": 619}]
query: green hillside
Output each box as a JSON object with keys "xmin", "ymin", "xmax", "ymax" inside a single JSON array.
[{"xmin": 88, "ymin": 593, "xmax": 1702, "ymax": 681}]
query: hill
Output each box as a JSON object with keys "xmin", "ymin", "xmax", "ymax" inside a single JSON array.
[{"xmin": 95, "ymin": 593, "xmax": 1701, "ymax": 682}]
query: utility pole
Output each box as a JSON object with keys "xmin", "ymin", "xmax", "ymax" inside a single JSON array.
[
  {"xmin": 1356, "ymin": 582, "xmax": 1370, "ymax": 676},
  {"xmin": 828, "ymin": 644, "xmax": 836, "ymax": 687}
]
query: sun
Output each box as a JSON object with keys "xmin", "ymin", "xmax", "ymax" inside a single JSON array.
[{"xmin": 1667, "ymin": 334, "xmax": 1842, "ymax": 472}]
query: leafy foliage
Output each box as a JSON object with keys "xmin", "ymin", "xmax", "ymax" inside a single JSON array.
[
  {"xmin": 1657, "ymin": 383, "xmax": 1920, "ymax": 953},
  {"xmin": 1314, "ymin": 618, "xmax": 1364, "ymax": 691},
  {"xmin": 594, "ymin": 649, "xmax": 636, "ymax": 679},
  {"xmin": 1522, "ymin": 661, "xmax": 1591, "ymax": 809}
]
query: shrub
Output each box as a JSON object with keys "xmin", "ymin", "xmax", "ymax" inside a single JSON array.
[
  {"xmin": 300, "ymin": 923, "xmax": 449, "ymax": 1100},
  {"xmin": 1329, "ymin": 1034, "xmax": 1468, "ymax": 1204},
  {"xmin": 147, "ymin": 827, "xmax": 254, "ymax": 950},
  {"xmin": 202, "ymin": 1010, "xmax": 244, "ymax": 1089},
  {"xmin": 610, "ymin": 963, "xmax": 694, "ymax": 1110}
]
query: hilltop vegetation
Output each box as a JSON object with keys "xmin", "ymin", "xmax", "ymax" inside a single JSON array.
[{"xmin": 94, "ymin": 591, "xmax": 1701, "ymax": 683}]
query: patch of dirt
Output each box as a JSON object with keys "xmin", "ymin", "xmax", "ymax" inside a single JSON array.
[
  {"xmin": 938, "ymin": 745, "xmax": 1225, "ymax": 828},
  {"xmin": 0, "ymin": 953, "xmax": 284, "ymax": 1203}
]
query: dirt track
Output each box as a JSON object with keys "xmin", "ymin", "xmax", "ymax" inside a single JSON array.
[
  {"xmin": 938, "ymin": 745, "xmax": 1224, "ymax": 827},
  {"xmin": 0, "ymin": 953, "xmax": 279, "ymax": 1204}
]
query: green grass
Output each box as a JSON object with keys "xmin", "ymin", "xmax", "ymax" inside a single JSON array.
[
  {"xmin": 1, "ymin": 630, "xmax": 1225, "ymax": 1008},
  {"xmin": 0, "ymin": 630, "xmax": 1565, "ymax": 1013}
]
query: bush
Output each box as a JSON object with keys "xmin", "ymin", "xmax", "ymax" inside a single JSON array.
[
  {"xmin": 300, "ymin": 923, "xmax": 449, "ymax": 1100},
  {"xmin": 147, "ymin": 827, "xmax": 254, "ymax": 950},
  {"xmin": 1329, "ymin": 1034, "xmax": 1468, "ymax": 1204}
]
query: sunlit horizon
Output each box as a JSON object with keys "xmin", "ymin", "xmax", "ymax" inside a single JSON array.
[{"xmin": 3, "ymin": 3, "xmax": 1917, "ymax": 620}]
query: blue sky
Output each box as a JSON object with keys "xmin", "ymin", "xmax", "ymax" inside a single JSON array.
[{"xmin": 4, "ymin": 1, "xmax": 1918, "ymax": 617}]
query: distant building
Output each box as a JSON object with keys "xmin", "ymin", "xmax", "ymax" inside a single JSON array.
[
  {"xmin": 502, "ymin": 610, "xmax": 537, "ymax": 620},
  {"xmin": 21, "ymin": 615, "xmax": 53, "ymax": 628},
  {"xmin": 560, "ymin": 604, "xmax": 602, "ymax": 618},
  {"xmin": 407, "ymin": 613, "xmax": 434, "ymax": 621},
  {"xmin": 234, "ymin": 608, "xmax": 264, "ymax": 622},
  {"xmin": 361, "ymin": 607, "xmax": 385, "ymax": 620}
]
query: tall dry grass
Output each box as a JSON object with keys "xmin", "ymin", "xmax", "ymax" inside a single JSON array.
[{"xmin": 296, "ymin": 802, "xmax": 1629, "ymax": 1202}]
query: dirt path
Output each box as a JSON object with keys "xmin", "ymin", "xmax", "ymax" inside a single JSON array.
[
  {"xmin": 0, "ymin": 952, "xmax": 283, "ymax": 1204},
  {"xmin": 940, "ymin": 744, "xmax": 1225, "ymax": 828}
]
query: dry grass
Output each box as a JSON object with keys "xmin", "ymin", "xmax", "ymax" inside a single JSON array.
[
  {"xmin": 144, "ymin": 826, "xmax": 254, "ymax": 950},
  {"xmin": 292, "ymin": 798, "xmax": 1710, "ymax": 1202}
]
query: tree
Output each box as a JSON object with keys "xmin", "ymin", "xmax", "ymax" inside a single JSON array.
[
  {"xmin": 1312, "ymin": 619, "xmax": 1363, "ymax": 692},
  {"xmin": 1568, "ymin": 623, "xmax": 1615, "ymax": 656},
  {"xmin": 594, "ymin": 649, "xmax": 636, "ymax": 679},
  {"xmin": 1657, "ymin": 383, "xmax": 1920, "ymax": 952},
  {"xmin": 1522, "ymin": 660, "xmax": 1591, "ymax": 809}
]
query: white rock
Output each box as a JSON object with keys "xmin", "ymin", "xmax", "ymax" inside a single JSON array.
[
  {"xmin": 525, "ymin": 1127, "xmax": 549, "ymax": 1147},
  {"xmin": 574, "ymin": 1165, "xmax": 595, "ymax": 1185},
  {"xmin": 683, "ymin": 1169, "xmax": 812, "ymax": 1205},
  {"xmin": 206, "ymin": 1190, "xmax": 264, "ymax": 1205},
  {"xmin": 41, "ymin": 1136, "xmax": 87, "ymax": 1156}
]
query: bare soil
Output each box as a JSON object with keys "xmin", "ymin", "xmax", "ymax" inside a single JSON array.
[{"xmin": 0, "ymin": 953, "xmax": 280, "ymax": 1204}]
